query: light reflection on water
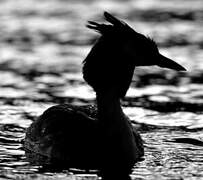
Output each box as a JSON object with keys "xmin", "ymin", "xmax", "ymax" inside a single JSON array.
[{"xmin": 0, "ymin": 0, "xmax": 203, "ymax": 179}]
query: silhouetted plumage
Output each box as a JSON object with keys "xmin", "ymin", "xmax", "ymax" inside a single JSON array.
[{"xmin": 24, "ymin": 12, "xmax": 186, "ymax": 179}]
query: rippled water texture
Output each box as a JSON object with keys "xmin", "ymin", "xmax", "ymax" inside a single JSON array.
[{"xmin": 0, "ymin": 0, "xmax": 203, "ymax": 179}]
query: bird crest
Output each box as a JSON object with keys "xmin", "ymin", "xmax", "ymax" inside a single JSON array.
[{"xmin": 86, "ymin": 12, "xmax": 133, "ymax": 35}]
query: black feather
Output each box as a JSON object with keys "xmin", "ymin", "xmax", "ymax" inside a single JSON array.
[
  {"xmin": 86, "ymin": 12, "xmax": 130, "ymax": 35},
  {"xmin": 104, "ymin": 11, "xmax": 125, "ymax": 27}
]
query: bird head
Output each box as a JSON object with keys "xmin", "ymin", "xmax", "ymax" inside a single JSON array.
[{"xmin": 83, "ymin": 12, "xmax": 186, "ymax": 98}]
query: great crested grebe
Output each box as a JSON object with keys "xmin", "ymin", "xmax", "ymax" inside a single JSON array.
[{"xmin": 24, "ymin": 12, "xmax": 186, "ymax": 179}]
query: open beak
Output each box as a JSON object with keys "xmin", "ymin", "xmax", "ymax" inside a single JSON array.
[{"xmin": 158, "ymin": 53, "xmax": 186, "ymax": 71}]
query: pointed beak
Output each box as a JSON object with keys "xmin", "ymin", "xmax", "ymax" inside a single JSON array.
[{"xmin": 157, "ymin": 53, "xmax": 186, "ymax": 71}]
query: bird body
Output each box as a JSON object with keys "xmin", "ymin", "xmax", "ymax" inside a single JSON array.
[
  {"xmin": 24, "ymin": 104, "xmax": 100, "ymax": 169},
  {"xmin": 24, "ymin": 99, "xmax": 143, "ymax": 173},
  {"xmin": 24, "ymin": 12, "xmax": 186, "ymax": 178}
]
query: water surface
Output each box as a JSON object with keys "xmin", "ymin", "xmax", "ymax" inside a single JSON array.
[{"xmin": 0, "ymin": 0, "xmax": 203, "ymax": 179}]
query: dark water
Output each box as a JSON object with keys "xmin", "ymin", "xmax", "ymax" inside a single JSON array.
[{"xmin": 0, "ymin": 0, "xmax": 203, "ymax": 179}]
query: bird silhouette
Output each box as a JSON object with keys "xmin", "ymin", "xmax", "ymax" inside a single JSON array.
[{"xmin": 24, "ymin": 12, "xmax": 186, "ymax": 179}]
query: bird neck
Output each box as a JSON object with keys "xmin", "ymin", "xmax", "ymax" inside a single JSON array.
[
  {"xmin": 96, "ymin": 91, "xmax": 139, "ymax": 164},
  {"xmin": 96, "ymin": 92, "xmax": 124, "ymax": 125}
]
